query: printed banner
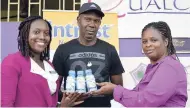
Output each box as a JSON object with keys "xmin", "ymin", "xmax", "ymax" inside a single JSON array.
[
  {"xmin": 82, "ymin": 0, "xmax": 190, "ymax": 38},
  {"xmin": 173, "ymin": 38, "xmax": 190, "ymax": 53},
  {"xmin": 43, "ymin": 10, "xmax": 119, "ymax": 51}
]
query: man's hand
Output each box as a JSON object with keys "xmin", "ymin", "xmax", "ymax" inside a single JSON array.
[
  {"xmin": 60, "ymin": 92, "xmax": 84, "ymax": 107},
  {"xmin": 90, "ymin": 82, "xmax": 117, "ymax": 96}
]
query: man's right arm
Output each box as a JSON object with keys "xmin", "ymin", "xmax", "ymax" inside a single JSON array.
[
  {"xmin": 53, "ymin": 45, "xmax": 65, "ymax": 76},
  {"xmin": 52, "ymin": 45, "xmax": 65, "ymax": 103}
]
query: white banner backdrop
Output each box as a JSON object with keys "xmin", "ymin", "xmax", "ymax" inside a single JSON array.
[
  {"xmin": 80, "ymin": 0, "xmax": 190, "ymax": 107},
  {"xmin": 82, "ymin": 0, "xmax": 190, "ymax": 38}
]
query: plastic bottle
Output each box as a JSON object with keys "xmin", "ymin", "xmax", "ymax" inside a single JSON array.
[
  {"xmin": 66, "ymin": 70, "xmax": 76, "ymax": 92},
  {"xmin": 76, "ymin": 70, "xmax": 86, "ymax": 93},
  {"xmin": 85, "ymin": 69, "xmax": 97, "ymax": 92}
]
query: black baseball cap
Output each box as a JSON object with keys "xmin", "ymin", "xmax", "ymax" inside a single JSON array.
[{"xmin": 79, "ymin": 2, "xmax": 105, "ymax": 17}]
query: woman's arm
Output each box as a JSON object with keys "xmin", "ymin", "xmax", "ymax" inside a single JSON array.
[
  {"xmin": 114, "ymin": 63, "xmax": 178, "ymax": 107},
  {"xmin": 1, "ymin": 56, "xmax": 20, "ymax": 107}
]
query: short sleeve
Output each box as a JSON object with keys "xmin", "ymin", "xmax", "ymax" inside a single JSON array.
[
  {"xmin": 109, "ymin": 46, "xmax": 125, "ymax": 75},
  {"xmin": 52, "ymin": 45, "xmax": 66, "ymax": 76}
]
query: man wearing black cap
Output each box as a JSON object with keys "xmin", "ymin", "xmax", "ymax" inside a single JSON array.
[{"xmin": 53, "ymin": 2, "xmax": 124, "ymax": 107}]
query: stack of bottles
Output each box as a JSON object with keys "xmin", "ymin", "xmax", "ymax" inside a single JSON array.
[{"xmin": 62, "ymin": 69, "xmax": 97, "ymax": 93}]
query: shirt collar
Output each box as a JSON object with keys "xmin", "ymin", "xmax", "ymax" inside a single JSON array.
[{"xmin": 148, "ymin": 54, "xmax": 177, "ymax": 68}]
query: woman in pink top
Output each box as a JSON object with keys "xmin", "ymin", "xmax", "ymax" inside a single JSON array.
[
  {"xmin": 91, "ymin": 21, "xmax": 188, "ymax": 107},
  {"xmin": 1, "ymin": 16, "xmax": 83, "ymax": 107}
]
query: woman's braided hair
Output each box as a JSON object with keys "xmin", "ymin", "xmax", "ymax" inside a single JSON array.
[
  {"xmin": 17, "ymin": 16, "xmax": 52, "ymax": 60},
  {"xmin": 142, "ymin": 21, "xmax": 176, "ymax": 56}
]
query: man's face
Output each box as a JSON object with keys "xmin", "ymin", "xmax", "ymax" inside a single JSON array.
[{"xmin": 77, "ymin": 12, "xmax": 102, "ymax": 42}]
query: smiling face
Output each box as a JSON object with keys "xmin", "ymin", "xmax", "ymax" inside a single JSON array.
[
  {"xmin": 77, "ymin": 11, "xmax": 101, "ymax": 42},
  {"xmin": 142, "ymin": 27, "xmax": 168, "ymax": 64},
  {"xmin": 28, "ymin": 19, "xmax": 50, "ymax": 54}
]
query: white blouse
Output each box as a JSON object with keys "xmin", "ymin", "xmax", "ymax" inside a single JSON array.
[{"xmin": 30, "ymin": 58, "xmax": 59, "ymax": 95}]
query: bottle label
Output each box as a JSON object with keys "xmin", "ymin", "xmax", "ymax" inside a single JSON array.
[
  {"xmin": 76, "ymin": 77, "xmax": 86, "ymax": 93},
  {"xmin": 66, "ymin": 77, "xmax": 75, "ymax": 92},
  {"xmin": 60, "ymin": 77, "xmax": 65, "ymax": 92},
  {"xmin": 86, "ymin": 77, "xmax": 97, "ymax": 91},
  {"xmin": 86, "ymin": 76, "xmax": 97, "ymax": 92}
]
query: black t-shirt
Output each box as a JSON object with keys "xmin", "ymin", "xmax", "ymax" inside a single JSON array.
[{"xmin": 53, "ymin": 39, "xmax": 124, "ymax": 107}]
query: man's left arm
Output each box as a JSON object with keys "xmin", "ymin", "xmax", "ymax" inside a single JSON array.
[
  {"xmin": 109, "ymin": 46, "xmax": 125, "ymax": 86},
  {"xmin": 111, "ymin": 74, "xmax": 123, "ymax": 86}
]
